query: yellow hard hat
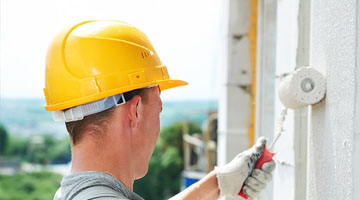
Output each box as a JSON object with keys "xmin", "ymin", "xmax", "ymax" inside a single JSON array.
[{"xmin": 44, "ymin": 20, "xmax": 187, "ymax": 112}]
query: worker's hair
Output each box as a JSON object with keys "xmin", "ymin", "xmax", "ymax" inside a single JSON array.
[{"xmin": 65, "ymin": 88, "xmax": 150, "ymax": 145}]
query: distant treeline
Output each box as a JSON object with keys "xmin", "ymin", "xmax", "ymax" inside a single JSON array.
[
  {"xmin": 0, "ymin": 124, "xmax": 71, "ymax": 164},
  {"xmin": 0, "ymin": 98, "xmax": 218, "ymax": 138}
]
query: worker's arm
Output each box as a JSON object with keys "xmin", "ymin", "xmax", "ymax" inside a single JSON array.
[
  {"xmin": 170, "ymin": 137, "xmax": 275, "ymax": 200},
  {"xmin": 169, "ymin": 170, "xmax": 219, "ymax": 200}
]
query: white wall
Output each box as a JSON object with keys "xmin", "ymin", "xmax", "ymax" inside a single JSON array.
[
  {"xmin": 308, "ymin": 0, "xmax": 360, "ymax": 199},
  {"xmin": 221, "ymin": 0, "xmax": 360, "ymax": 199},
  {"xmin": 218, "ymin": 0, "xmax": 252, "ymax": 169},
  {"xmin": 255, "ymin": 0, "xmax": 277, "ymax": 199},
  {"xmin": 217, "ymin": 0, "xmax": 253, "ymax": 199},
  {"xmin": 272, "ymin": 0, "xmax": 299, "ymax": 199}
]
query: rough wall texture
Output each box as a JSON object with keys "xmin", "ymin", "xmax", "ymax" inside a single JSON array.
[
  {"xmin": 218, "ymin": 0, "xmax": 252, "ymax": 171},
  {"xmin": 272, "ymin": 0, "xmax": 299, "ymax": 199},
  {"xmin": 308, "ymin": 0, "xmax": 358, "ymax": 199}
]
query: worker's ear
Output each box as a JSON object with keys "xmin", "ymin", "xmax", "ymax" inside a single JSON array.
[{"xmin": 128, "ymin": 95, "xmax": 142, "ymax": 129}]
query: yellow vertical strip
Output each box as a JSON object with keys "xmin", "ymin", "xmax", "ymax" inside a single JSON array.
[{"xmin": 248, "ymin": 0, "xmax": 257, "ymax": 147}]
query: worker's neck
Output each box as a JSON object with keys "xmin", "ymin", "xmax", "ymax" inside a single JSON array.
[{"xmin": 71, "ymin": 135, "xmax": 135, "ymax": 190}]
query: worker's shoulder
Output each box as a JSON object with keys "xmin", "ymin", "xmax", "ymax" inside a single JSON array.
[
  {"xmin": 72, "ymin": 185, "xmax": 129, "ymax": 200},
  {"xmin": 91, "ymin": 197, "xmax": 129, "ymax": 200}
]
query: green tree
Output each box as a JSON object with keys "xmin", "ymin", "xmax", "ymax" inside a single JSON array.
[
  {"xmin": 158, "ymin": 122, "xmax": 202, "ymax": 158},
  {"xmin": 134, "ymin": 121, "xmax": 202, "ymax": 200},
  {"xmin": 26, "ymin": 135, "xmax": 71, "ymax": 164},
  {"xmin": 5, "ymin": 136, "xmax": 28, "ymax": 158},
  {"xmin": 48, "ymin": 137, "xmax": 71, "ymax": 163},
  {"xmin": 4, "ymin": 134, "xmax": 71, "ymax": 164},
  {"xmin": 0, "ymin": 171, "xmax": 62, "ymax": 200},
  {"xmin": 0, "ymin": 124, "xmax": 9, "ymax": 155}
]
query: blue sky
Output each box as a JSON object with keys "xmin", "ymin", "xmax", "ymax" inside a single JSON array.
[{"xmin": 0, "ymin": 0, "xmax": 224, "ymax": 101}]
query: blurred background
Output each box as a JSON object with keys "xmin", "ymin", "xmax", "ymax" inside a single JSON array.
[{"xmin": 0, "ymin": 0, "xmax": 222, "ymax": 199}]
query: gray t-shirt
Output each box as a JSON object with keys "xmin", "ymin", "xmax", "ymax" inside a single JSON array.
[{"xmin": 53, "ymin": 171, "xmax": 143, "ymax": 200}]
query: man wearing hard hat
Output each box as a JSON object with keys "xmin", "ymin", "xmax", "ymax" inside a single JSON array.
[{"xmin": 44, "ymin": 20, "xmax": 275, "ymax": 200}]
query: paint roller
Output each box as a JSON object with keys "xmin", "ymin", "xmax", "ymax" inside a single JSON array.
[{"xmin": 238, "ymin": 66, "xmax": 326, "ymax": 199}]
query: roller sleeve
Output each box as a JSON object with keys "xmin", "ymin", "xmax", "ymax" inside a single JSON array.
[{"xmin": 278, "ymin": 67, "xmax": 326, "ymax": 109}]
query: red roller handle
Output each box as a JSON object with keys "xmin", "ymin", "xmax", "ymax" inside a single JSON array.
[{"xmin": 238, "ymin": 146, "xmax": 275, "ymax": 199}]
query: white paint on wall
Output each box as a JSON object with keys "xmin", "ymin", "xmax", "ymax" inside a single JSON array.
[
  {"xmin": 217, "ymin": 0, "xmax": 252, "ymax": 172},
  {"xmin": 272, "ymin": 0, "xmax": 299, "ymax": 199},
  {"xmin": 353, "ymin": 1, "xmax": 360, "ymax": 198},
  {"xmin": 308, "ymin": 0, "xmax": 358, "ymax": 199},
  {"xmin": 255, "ymin": 0, "xmax": 277, "ymax": 199},
  {"xmin": 220, "ymin": 0, "xmax": 360, "ymax": 199}
]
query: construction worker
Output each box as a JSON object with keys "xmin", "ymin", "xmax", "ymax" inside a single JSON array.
[{"xmin": 44, "ymin": 20, "xmax": 275, "ymax": 200}]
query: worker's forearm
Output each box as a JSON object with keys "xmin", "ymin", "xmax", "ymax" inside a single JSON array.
[{"xmin": 170, "ymin": 170, "xmax": 219, "ymax": 200}]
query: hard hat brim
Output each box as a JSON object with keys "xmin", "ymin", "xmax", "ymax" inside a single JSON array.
[{"xmin": 157, "ymin": 79, "xmax": 188, "ymax": 91}]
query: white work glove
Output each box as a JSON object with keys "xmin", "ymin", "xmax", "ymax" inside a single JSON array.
[{"xmin": 215, "ymin": 137, "xmax": 275, "ymax": 198}]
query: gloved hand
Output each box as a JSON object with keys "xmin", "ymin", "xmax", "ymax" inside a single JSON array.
[{"xmin": 215, "ymin": 137, "xmax": 275, "ymax": 198}]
